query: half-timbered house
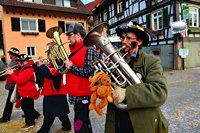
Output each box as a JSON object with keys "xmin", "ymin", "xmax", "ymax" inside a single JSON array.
[{"xmin": 87, "ymin": 0, "xmax": 200, "ymax": 70}]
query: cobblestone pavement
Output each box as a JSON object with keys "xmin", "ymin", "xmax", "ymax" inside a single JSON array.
[{"xmin": 0, "ymin": 68, "xmax": 199, "ymax": 133}]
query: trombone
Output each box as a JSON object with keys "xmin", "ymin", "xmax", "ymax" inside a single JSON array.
[{"xmin": 0, "ymin": 64, "xmax": 19, "ymax": 77}]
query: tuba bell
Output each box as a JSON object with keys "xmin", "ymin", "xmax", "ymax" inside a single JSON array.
[
  {"xmin": 84, "ymin": 22, "xmax": 142, "ymax": 109},
  {"xmin": 46, "ymin": 26, "xmax": 69, "ymax": 74}
]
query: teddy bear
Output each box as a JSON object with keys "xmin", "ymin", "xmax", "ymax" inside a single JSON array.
[{"xmin": 89, "ymin": 71, "xmax": 113, "ymax": 115}]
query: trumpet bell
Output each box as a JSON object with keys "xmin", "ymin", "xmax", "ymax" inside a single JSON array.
[{"xmin": 46, "ymin": 26, "xmax": 63, "ymax": 39}]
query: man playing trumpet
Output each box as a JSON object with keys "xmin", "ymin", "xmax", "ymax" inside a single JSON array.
[
  {"xmin": 64, "ymin": 23, "xmax": 99, "ymax": 133},
  {"xmin": 0, "ymin": 47, "xmax": 20, "ymax": 123}
]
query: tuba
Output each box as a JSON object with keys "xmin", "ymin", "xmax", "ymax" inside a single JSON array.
[
  {"xmin": 84, "ymin": 23, "xmax": 142, "ymax": 109},
  {"xmin": 46, "ymin": 26, "xmax": 69, "ymax": 74}
]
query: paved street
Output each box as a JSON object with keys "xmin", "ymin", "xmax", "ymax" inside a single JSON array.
[{"xmin": 0, "ymin": 68, "xmax": 199, "ymax": 133}]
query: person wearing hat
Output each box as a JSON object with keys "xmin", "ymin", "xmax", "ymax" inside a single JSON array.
[
  {"xmin": 105, "ymin": 21, "xmax": 169, "ymax": 133},
  {"xmin": 0, "ymin": 47, "xmax": 20, "ymax": 123},
  {"xmin": 5, "ymin": 54, "xmax": 40, "ymax": 130},
  {"xmin": 36, "ymin": 47, "xmax": 71, "ymax": 133},
  {"xmin": 64, "ymin": 22, "xmax": 99, "ymax": 133}
]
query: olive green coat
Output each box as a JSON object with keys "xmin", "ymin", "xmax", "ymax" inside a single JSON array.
[{"xmin": 105, "ymin": 50, "xmax": 169, "ymax": 133}]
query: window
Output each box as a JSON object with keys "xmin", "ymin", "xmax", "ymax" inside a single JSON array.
[
  {"xmin": 64, "ymin": 21, "xmax": 75, "ymax": 33},
  {"xmin": 18, "ymin": 0, "xmax": 41, "ymax": 3},
  {"xmin": 23, "ymin": 0, "xmax": 32, "ymax": 2},
  {"xmin": 56, "ymin": 0, "xmax": 71, "ymax": 7},
  {"xmin": 189, "ymin": 7, "xmax": 199, "ymax": 27},
  {"xmin": 27, "ymin": 46, "xmax": 36, "ymax": 57},
  {"xmin": 103, "ymin": 10, "xmax": 107, "ymax": 21},
  {"xmin": 34, "ymin": 0, "xmax": 42, "ymax": 3},
  {"xmin": 152, "ymin": 10, "xmax": 163, "ymax": 30},
  {"xmin": 151, "ymin": 49, "xmax": 160, "ymax": 56},
  {"xmin": 20, "ymin": 18, "xmax": 38, "ymax": 32}
]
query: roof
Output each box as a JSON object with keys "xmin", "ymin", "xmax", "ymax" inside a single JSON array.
[
  {"xmin": 0, "ymin": 0, "xmax": 93, "ymax": 16},
  {"xmin": 86, "ymin": 0, "xmax": 104, "ymax": 11}
]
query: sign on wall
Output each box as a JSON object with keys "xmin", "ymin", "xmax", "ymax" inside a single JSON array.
[{"xmin": 179, "ymin": 48, "xmax": 189, "ymax": 58}]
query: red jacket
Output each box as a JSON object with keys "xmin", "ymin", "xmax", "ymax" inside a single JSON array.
[
  {"xmin": 66, "ymin": 41, "xmax": 92, "ymax": 96},
  {"xmin": 40, "ymin": 64, "xmax": 67, "ymax": 96},
  {"xmin": 10, "ymin": 62, "xmax": 40, "ymax": 99}
]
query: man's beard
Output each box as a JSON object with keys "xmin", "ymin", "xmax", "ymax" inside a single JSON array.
[
  {"xmin": 122, "ymin": 42, "xmax": 137, "ymax": 54},
  {"xmin": 131, "ymin": 41, "xmax": 137, "ymax": 49}
]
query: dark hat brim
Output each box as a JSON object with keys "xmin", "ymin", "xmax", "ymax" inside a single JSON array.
[
  {"xmin": 16, "ymin": 57, "xmax": 31, "ymax": 62},
  {"xmin": 7, "ymin": 51, "xmax": 19, "ymax": 57}
]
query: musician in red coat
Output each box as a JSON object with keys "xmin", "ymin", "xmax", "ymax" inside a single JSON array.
[
  {"xmin": 6, "ymin": 54, "xmax": 40, "ymax": 130},
  {"xmin": 37, "ymin": 49, "xmax": 71, "ymax": 133},
  {"xmin": 0, "ymin": 47, "xmax": 20, "ymax": 123}
]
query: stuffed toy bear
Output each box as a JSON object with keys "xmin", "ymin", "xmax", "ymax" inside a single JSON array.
[{"xmin": 89, "ymin": 71, "xmax": 113, "ymax": 115}]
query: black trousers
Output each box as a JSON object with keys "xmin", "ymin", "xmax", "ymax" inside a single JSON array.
[
  {"xmin": 21, "ymin": 98, "xmax": 40, "ymax": 126},
  {"xmin": 2, "ymin": 88, "xmax": 14, "ymax": 121},
  {"xmin": 74, "ymin": 100, "xmax": 92, "ymax": 133},
  {"xmin": 38, "ymin": 114, "xmax": 71, "ymax": 133},
  {"xmin": 115, "ymin": 109, "xmax": 134, "ymax": 133}
]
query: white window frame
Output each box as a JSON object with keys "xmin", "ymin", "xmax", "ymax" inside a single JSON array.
[
  {"xmin": 20, "ymin": 18, "xmax": 38, "ymax": 32},
  {"xmin": 117, "ymin": 1, "xmax": 123, "ymax": 13},
  {"xmin": 151, "ymin": 10, "xmax": 163, "ymax": 30},
  {"xmin": 189, "ymin": 7, "xmax": 199, "ymax": 27},
  {"xmin": 27, "ymin": 46, "xmax": 36, "ymax": 57}
]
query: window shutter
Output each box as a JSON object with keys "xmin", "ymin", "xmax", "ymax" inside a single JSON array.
[
  {"xmin": 146, "ymin": 14, "xmax": 151, "ymax": 29},
  {"xmin": 107, "ymin": 8, "xmax": 109, "ymax": 20},
  {"xmin": 38, "ymin": 19, "xmax": 46, "ymax": 32},
  {"xmin": 163, "ymin": 7, "xmax": 169, "ymax": 28},
  {"xmin": 58, "ymin": 21, "xmax": 65, "ymax": 32},
  {"xmin": 114, "ymin": 2, "xmax": 117, "ymax": 15},
  {"xmin": 199, "ymin": 8, "xmax": 200, "ymax": 27},
  {"xmin": 199, "ymin": 9, "xmax": 200, "ymax": 27},
  {"xmin": 183, "ymin": 5, "xmax": 190, "ymax": 27},
  {"xmin": 122, "ymin": 0, "xmax": 126, "ymax": 11},
  {"xmin": 11, "ymin": 17, "xmax": 20, "ymax": 31}
]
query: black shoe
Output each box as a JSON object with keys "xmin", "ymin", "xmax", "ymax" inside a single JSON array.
[
  {"xmin": 0, "ymin": 118, "xmax": 9, "ymax": 123},
  {"xmin": 34, "ymin": 114, "xmax": 40, "ymax": 120}
]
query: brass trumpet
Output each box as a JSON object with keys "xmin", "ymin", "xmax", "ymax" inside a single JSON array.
[
  {"xmin": 0, "ymin": 64, "xmax": 19, "ymax": 77},
  {"xmin": 31, "ymin": 58, "xmax": 49, "ymax": 65}
]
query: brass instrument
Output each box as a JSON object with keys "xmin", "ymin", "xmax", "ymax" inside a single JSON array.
[
  {"xmin": 0, "ymin": 64, "xmax": 19, "ymax": 77},
  {"xmin": 0, "ymin": 55, "xmax": 5, "ymax": 58},
  {"xmin": 46, "ymin": 26, "xmax": 69, "ymax": 74},
  {"xmin": 84, "ymin": 23, "xmax": 142, "ymax": 109},
  {"xmin": 31, "ymin": 58, "xmax": 49, "ymax": 65}
]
